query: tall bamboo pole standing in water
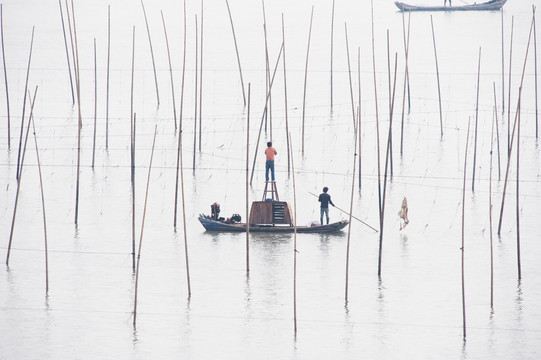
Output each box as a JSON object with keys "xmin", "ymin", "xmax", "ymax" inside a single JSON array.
[
  {"xmin": 106, "ymin": 5, "xmax": 111, "ymax": 149},
  {"xmin": 489, "ymin": 111, "xmax": 495, "ymax": 308},
  {"xmin": 472, "ymin": 47, "xmax": 481, "ymax": 192},
  {"xmin": 461, "ymin": 119, "xmax": 471, "ymax": 340},
  {"xmin": 345, "ymin": 23, "xmax": 355, "ymax": 126},
  {"xmin": 302, "ymin": 6, "xmax": 314, "ymax": 154},
  {"xmin": 58, "ymin": 0, "xmax": 75, "ymax": 105},
  {"xmin": 133, "ymin": 125, "xmax": 158, "ymax": 327},
  {"xmin": 199, "ymin": 0, "xmax": 204, "ymax": 151},
  {"xmin": 400, "ymin": 10, "xmax": 411, "ymax": 155},
  {"xmin": 161, "ymin": 11, "xmax": 177, "ymax": 130},
  {"xmin": 140, "ymin": 0, "xmax": 160, "ymax": 106},
  {"xmin": 0, "ymin": 4, "xmax": 10, "ymax": 149},
  {"xmin": 330, "ymin": 0, "xmax": 335, "ymax": 108},
  {"xmin": 501, "ymin": 6, "xmax": 505, "ymax": 116},
  {"xmin": 345, "ymin": 115, "xmax": 359, "ymax": 303},
  {"xmin": 493, "ymin": 82, "xmax": 502, "ymax": 180},
  {"xmin": 130, "ymin": 26, "xmax": 136, "ymax": 270},
  {"xmin": 262, "ymin": 0, "xmax": 272, "ymax": 139},
  {"xmin": 282, "ymin": 14, "xmax": 290, "ymax": 176},
  {"xmin": 430, "ymin": 15, "xmax": 443, "ymax": 138},
  {"xmin": 288, "ymin": 132, "xmax": 298, "ymax": 334},
  {"xmin": 507, "ymin": 17, "xmax": 514, "ymax": 155},
  {"xmin": 16, "ymin": 27, "xmax": 34, "ymax": 181},
  {"xmin": 193, "ymin": 15, "xmax": 198, "ymax": 170},
  {"xmin": 92, "ymin": 38, "xmax": 97, "ymax": 169},
  {"xmin": 534, "ymin": 5, "xmax": 538, "ymax": 138},
  {"xmin": 6, "ymin": 87, "xmax": 38, "ymax": 266},
  {"xmin": 358, "ymin": 48, "xmax": 362, "ymax": 189},
  {"xmin": 386, "ymin": 30, "xmax": 394, "ymax": 177},
  {"xmin": 245, "ymin": 84, "xmax": 251, "ymax": 272},
  {"xmin": 225, "ymin": 0, "xmax": 246, "ymax": 106},
  {"xmin": 516, "ymin": 90, "xmax": 522, "ymax": 280}
]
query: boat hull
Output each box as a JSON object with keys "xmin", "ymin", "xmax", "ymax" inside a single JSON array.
[{"xmin": 394, "ymin": 0, "xmax": 507, "ymax": 12}]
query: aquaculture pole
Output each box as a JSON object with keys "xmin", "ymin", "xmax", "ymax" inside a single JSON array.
[
  {"xmin": 330, "ymin": 0, "xmax": 335, "ymax": 108},
  {"xmin": 400, "ymin": 10, "xmax": 411, "ymax": 156},
  {"xmin": 358, "ymin": 48, "xmax": 362, "ymax": 189},
  {"xmin": 302, "ymin": 6, "xmax": 314, "ymax": 154},
  {"xmin": 58, "ymin": 0, "xmax": 75, "ymax": 105},
  {"xmin": 507, "ymin": 17, "xmax": 514, "ymax": 155},
  {"xmin": 430, "ymin": 16, "xmax": 443, "ymax": 138},
  {"xmin": 493, "ymin": 82, "xmax": 501, "ymax": 180},
  {"xmin": 282, "ymin": 14, "xmax": 290, "ymax": 176},
  {"xmin": 534, "ymin": 5, "xmax": 538, "ymax": 138},
  {"xmin": 193, "ymin": 14, "xmax": 198, "ymax": 170},
  {"xmin": 501, "ymin": 6, "xmax": 505, "ymax": 115},
  {"xmin": 246, "ymin": 84, "xmax": 250, "ymax": 272},
  {"xmin": 345, "ymin": 23, "xmax": 356, "ymax": 126},
  {"xmin": 461, "ymin": 119, "xmax": 471, "ymax": 340},
  {"xmin": 225, "ymin": 0, "xmax": 246, "ymax": 106},
  {"xmin": 262, "ymin": 0, "xmax": 272, "ymax": 138},
  {"xmin": 288, "ymin": 132, "xmax": 298, "ymax": 334},
  {"xmin": 161, "ymin": 11, "xmax": 177, "ymax": 130},
  {"xmin": 130, "ymin": 26, "xmax": 136, "ymax": 269},
  {"xmin": 0, "ymin": 4, "xmax": 10, "ymax": 149},
  {"xmin": 489, "ymin": 111, "xmax": 495, "ymax": 308},
  {"xmin": 345, "ymin": 116, "xmax": 359, "ymax": 303},
  {"xmin": 133, "ymin": 125, "xmax": 158, "ymax": 327},
  {"xmin": 386, "ymin": 30, "xmax": 394, "ymax": 177},
  {"xmin": 199, "ymin": 0, "xmax": 204, "ymax": 151},
  {"xmin": 106, "ymin": 5, "xmax": 111, "ymax": 149},
  {"xmin": 92, "ymin": 38, "xmax": 97, "ymax": 169},
  {"xmin": 516, "ymin": 92, "xmax": 521, "ymax": 280},
  {"xmin": 140, "ymin": 0, "xmax": 160, "ymax": 107},
  {"xmin": 472, "ymin": 47, "xmax": 481, "ymax": 192}
]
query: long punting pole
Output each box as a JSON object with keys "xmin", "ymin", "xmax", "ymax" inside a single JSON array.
[
  {"xmin": 501, "ymin": 5, "xmax": 505, "ymax": 116},
  {"xmin": 199, "ymin": 0, "xmax": 204, "ymax": 151},
  {"xmin": 193, "ymin": 15, "xmax": 198, "ymax": 170},
  {"xmin": 345, "ymin": 23, "xmax": 356, "ymax": 126},
  {"xmin": 400, "ymin": 10, "xmax": 411, "ymax": 155},
  {"xmin": 6, "ymin": 87, "xmax": 38, "ymax": 266},
  {"xmin": 386, "ymin": 30, "xmax": 394, "ymax": 177},
  {"xmin": 498, "ymin": 16, "xmax": 535, "ymax": 236},
  {"xmin": 246, "ymin": 84, "xmax": 251, "ymax": 272},
  {"xmin": 489, "ymin": 111, "xmax": 495, "ymax": 308},
  {"xmin": 140, "ymin": 0, "xmax": 160, "ymax": 107},
  {"xmin": 493, "ymin": 82, "xmax": 501, "ymax": 180},
  {"xmin": 0, "ymin": 4, "xmax": 10, "ymax": 149},
  {"xmin": 378, "ymin": 54, "xmax": 398, "ymax": 277},
  {"xmin": 225, "ymin": 0, "xmax": 246, "ymax": 106},
  {"xmin": 358, "ymin": 48, "xmax": 362, "ymax": 189},
  {"xmin": 30, "ymin": 110, "xmax": 49, "ymax": 292},
  {"xmin": 71, "ymin": 0, "xmax": 83, "ymax": 226},
  {"xmin": 330, "ymin": 0, "xmax": 335, "ymax": 108},
  {"xmin": 301, "ymin": 6, "xmax": 314, "ymax": 154},
  {"xmin": 249, "ymin": 43, "xmax": 284, "ymax": 186},
  {"xmin": 507, "ymin": 17, "xmax": 514, "ymax": 155},
  {"xmin": 516, "ymin": 89, "xmax": 521, "ymax": 280},
  {"xmin": 430, "ymin": 15, "xmax": 444, "ymax": 138},
  {"xmin": 161, "ymin": 11, "xmax": 177, "ymax": 130},
  {"xmin": 345, "ymin": 115, "xmax": 360, "ymax": 303},
  {"xmin": 133, "ymin": 125, "xmax": 158, "ymax": 327},
  {"xmin": 58, "ymin": 0, "xmax": 75, "ymax": 105},
  {"xmin": 130, "ymin": 26, "xmax": 136, "ymax": 270},
  {"xmin": 282, "ymin": 14, "xmax": 290, "ymax": 176},
  {"xmin": 472, "ymin": 47, "xmax": 481, "ymax": 192},
  {"xmin": 174, "ymin": 0, "xmax": 187, "ymax": 228},
  {"xmin": 534, "ymin": 5, "xmax": 538, "ymax": 138},
  {"xmin": 288, "ymin": 132, "xmax": 298, "ymax": 334},
  {"xmin": 92, "ymin": 38, "xmax": 97, "ymax": 169},
  {"xmin": 16, "ymin": 27, "xmax": 34, "ymax": 181},
  {"xmin": 461, "ymin": 118, "xmax": 471, "ymax": 340},
  {"xmin": 106, "ymin": 5, "xmax": 110, "ymax": 149}
]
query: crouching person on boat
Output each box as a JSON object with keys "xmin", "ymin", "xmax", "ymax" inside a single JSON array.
[{"xmin": 318, "ymin": 187, "xmax": 335, "ymax": 225}]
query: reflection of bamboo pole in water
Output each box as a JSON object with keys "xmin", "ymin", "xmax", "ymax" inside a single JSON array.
[
  {"xmin": 6, "ymin": 87, "xmax": 38, "ymax": 267},
  {"xmin": 140, "ymin": 0, "xmax": 160, "ymax": 106},
  {"xmin": 301, "ymin": 6, "xmax": 314, "ymax": 154},
  {"xmin": 345, "ymin": 115, "xmax": 359, "ymax": 303},
  {"xmin": 489, "ymin": 112, "xmax": 495, "ymax": 308},
  {"xmin": 400, "ymin": 10, "xmax": 411, "ymax": 155},
  {"xmin": 492, "ymin": 82, "xmax": 501, "ymax": 180},
  {"xmin": 345, "ymin": 23, "xmax": 355, "ymax": 126},
  {"xmin": 225, "ymin": 0, "xmax": 246, "ymax": 106},
  {"xmin": 245, "ymin": 84, "xmax": 250, "ymax": 273},
  {"xmin": 1, "ymin": 4, "xmax": 10, "ymax": 149},
  {"xmin": 161, "ymin": 11, "xmax": 177, "ymax": 131},
  {"xmin": 282, "ymin": 15, "xmax": 290, "ymax": 176},
  {"xmin": 199, "ymin": 0, "xmax": 204, "ymax": 151},
  {"xmin": 288, "ymin": 132, "xmax": 298, "ymax": 334},
  {"xmin": 461, "ymin": 118, "xmax": 471, "ymax": 340},
  {"xmin": 430, "ymin": 15, "xmax": 443, "ymax": 138},
  {"xmin": 472, "ymin": 47, "xmax": 481, "ymax": 192},
  {"xmin": 133, "ymin": 125, "xmax": 158, "ymax": 327},
  {"xmin": 516, "ymin": 91, "xmax": 522, "ymax": 280},
  {"xmin": 330, "ymin": 0, "xmax": 335, "ymax": 108},
  {"xmin": 58, "ymin": 0, "xmax": 74, "ymax": 105},
  {"xmin": 92, "ymin": 38, "xmax": 97, "ymax": 169}
]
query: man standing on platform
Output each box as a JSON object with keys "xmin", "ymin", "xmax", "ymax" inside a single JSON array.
[
  {"xmin": 318, "ymin": 187, "xmax": 335, "ymax": 225},
  {"xmin": 265, "ymin": 141, "xmax": 277, "ymax": 182}
]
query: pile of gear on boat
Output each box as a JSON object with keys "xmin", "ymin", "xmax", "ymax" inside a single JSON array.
[{"xmin": 199, "ymin": 202, "xmax": 242, "ymax": 224}]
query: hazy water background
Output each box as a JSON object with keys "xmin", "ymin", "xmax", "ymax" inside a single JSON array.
[{"xmin": 0, "ymin": 0, "xmax": 540, "ymax": 358}]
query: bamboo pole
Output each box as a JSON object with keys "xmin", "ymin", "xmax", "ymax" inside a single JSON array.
[
  {"xmin": 199, "ymin": 0, "xmax": 204, "ymax": 151},
  {"xmin": 106, "ymin": 5, "xmax": 110, "ymax": 149},
  {"xmin": 358, "ymin": 48, "xmax": 362, "ymax": 189},
  {"xmin": 472, "ymin": 47, "xmax": 481, "ymax": 192},
  {"xmin": 330, "ymin": 0, "xmax": 335, "ymax": 108},
  {"xmin": 461, "ymin": 118, "xmax": 471, "ymax": 340},
  {"xmin": 282, "ymin": 14, "xmax": 290, "ymax": 176},
  {"xmin": 130, "ymin": 27, "xmax": 136, "ymax": 270},
  {"xmin": 507, "ymin": 17, "xmax": 514, "ymax": 155},
  {"xmin": 58, "ymin": 0, "xmax": 75, "ymax": 105},
  {"xmin": 489, "ymin": 111, "xmax": 495, "ymax": 308},
  {"xmin": 0, "ymin": 4, "xmax": 10, "ymax": 149},
  {"xmin": 140, "ymin": 0, "xmax": 160, "ymax": 106},
  {"xmin": 16, "ymin": 27, "xmax": 34, "ymax": 181},
  {"xmin": 161, "ymin": 11, "xmax": 177, "ymax": 130},
  {"xmin": 193, "ymin": 14, "xmax": 198, "ymax": 170},
  {"xmin": 225, "ymin": 0, "xmax": 246, "ymax": 106},
  {"xmin": 430, "ymin": 15, "xmax": 444, "ymax": 138},
  {"xmin": 501, "ymin": 5, "xmax": 505, "ymax": 115},
  {"xmin": 262, "ymin": 0, "xmax": 272, "ymax": 139},
  {"xmin": 345, "ymin": 115, "xmax": 359, "ymax": 303},
  {"xmin": 345, "ymin": 23, "xmax": 355, "ymax": 126},
  {"xmin": 534, "ymin": 5, "xmax": 538, "ymax": 138},
  {"xmin": 92, "ymin": 38, "xmax": 97, "ymax": 169},
  {"xmin": 6, "ymin": 87, "xmax": 38, "ymax": 266},
  {"xmin": 493, "ymin": 82, "xmax": 501, "ymax": 180},
  {"xmin": 288, "ymin": 132, "xmax": 298, "ymax": 333},
  {"xmin": 246, "ymin": 83, "xmax": 251, "ymax": 272},
  {"xmin": 301, "ymin": 6, "xmax": 314, "ymax": 154},
  {"xmin": 400, "ymin": 10, "xmax": 411, "ymax": 155},
  {"xmin": 133, "ymin": 125, "xmax": 158, "ymax": 327},
  {"xmin": 516, "ymin": 90, "xmax": 521, "ymax": 280},
  {"xmin": 386, "ymin": 30, "xmax": 394, "ymax": 177}
]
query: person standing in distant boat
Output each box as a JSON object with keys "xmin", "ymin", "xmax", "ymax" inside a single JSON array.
[
  {"xmin": 318, "ymin": 187, "xmax": 335, "ymax": 225},
  {"xmin": 444, "ymin": 0, "xmax": 452, "ymax": 6},
  {"xmin": 265, "ymin": 141, "xmax": 277, "ymax": 182}
]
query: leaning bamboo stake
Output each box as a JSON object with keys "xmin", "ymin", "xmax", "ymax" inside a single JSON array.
[
  {"xmin": 225, "ymin": 0, "xmax": 246, "ymax": 106},
  {"xmin": 472, "ymin": 47, "xmax": 481, "ymax": 192},
  {"xmin": 345, "ymin": 116, "xmax": 359, "ymax": 303},
  {"xmin": 489, "ymin": 111, "xmax": 495, "ymax": 308},
  {"xmin": 58, "ymin": 0, "xmax": 75, "ymax": 105},
  {"xmin": 130, "ymin": 26, "xmax": 136, "ymax": 270},
  {"xmin": 493, "ymin": 82, "xmax": 501, "ymax": 180},
  {"xmin": 6, "ymin": 87, "xmax": 38, "ymax": 266},
  {"xmin": 301, "ymin": 6, "xmax": 314, "ymax": 154},
  {"xmin": 507, "ymin": 17, "xmax": 514, "ymax": 155},
  {"xmin": 246, "ymin": 83, "xmax": 251, "ymax": 272},
  {"xmin": 193, "ymin": 14, "xmax": 198, "ymax": 170},
  {"xmin": 516, "ymin": 90, "xmax": 521, "ymax": 280},
  {"xmin": 461, "ymin": 118, "xmax": 471, "ymax": 339},
  {"xmin": 400, "ymin": 10, "xmax": 411, "ymax": 155},
  {"xmin": 106, "ymin": 5, "xmax": 110, "ymax": 149},
  {"xmin": 16, "ymin": 27, "xmax": 34, "ymax": 181},
  {"xmin": 199, "ymin": 0, "xmax": 204, "ymax": 151},
  {"xmin": 430, "ymin": 15, "xmax": 443, "ymax": 137},
  {"xmin": 133, "ymin": 125, "xmax": 158, "ymax": 327},
  {"xmin": 358, "ymin": 48, "xmax": 362, "ymax": 189},
  {"xmin": 0, "ymin": 4, "xmax": 10, "ymax": 149},
  {"xmin": 345, "ymin": 23, "xmax": 356, "ymax": 126},
  {"xmin": 92, "ymin": 38, "xmax": 97, "ymax": 169},
  {"xmin": 288, "ymin": 132, "xmax": 298, "ymax": 333},
  {"xmin": 534, "ymin": 5, "xmax": 538, "ymax": 138},
  {"xmin": 282, "ymin": 14, "xmax": 290, "ymax": 176},
  {"xmin": 140, "ymin": 0, "xmax": 160, "ymax": 106},
  {"xmin": 330, "ymin": 0, "xmax": 335, "ymax": 108},
  {"xmin": 161, "ymin": 11, "xmax": 177, "ymax": 130}
]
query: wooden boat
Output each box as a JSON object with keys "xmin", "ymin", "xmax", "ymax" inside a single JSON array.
[
  {"xmin": 199, "ymin": 181, "xmax": 348, "ymax": 234},
  {"xmin": 394, "ymin": 0, "xmax": 507, "ymax": 12}
]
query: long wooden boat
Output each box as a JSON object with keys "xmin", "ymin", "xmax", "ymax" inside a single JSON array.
[
  {"xmin": 394, "ymin": 0, "xmax": 507, "ymax": 12},
  {"xmin": 199, "ymin": 214, "xmax": 349, "ymax": 233}
]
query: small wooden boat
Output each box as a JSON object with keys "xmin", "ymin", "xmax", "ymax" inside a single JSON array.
[{"xmin": 394, "ymin": 0, "xmax": 507, "ymax": 12}]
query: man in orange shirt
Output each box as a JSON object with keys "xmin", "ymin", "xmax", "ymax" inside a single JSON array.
[{"xmin": 264, "ymin": 141, "xmax": 277, "ymax": 182}]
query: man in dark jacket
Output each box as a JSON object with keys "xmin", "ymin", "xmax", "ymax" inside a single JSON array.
[{"xmin": 318, "ymin": 187, "xmax": 335, "ymax": 225}]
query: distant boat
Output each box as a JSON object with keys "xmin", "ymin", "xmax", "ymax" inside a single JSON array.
[{"xmin": 394, "ymin": 0, "xmax": 507, "ymax": 11}]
